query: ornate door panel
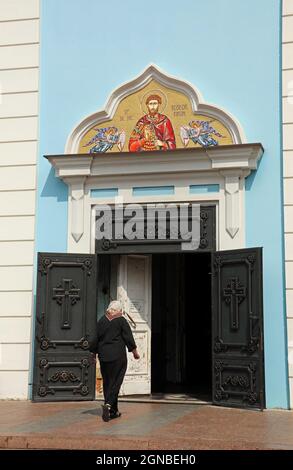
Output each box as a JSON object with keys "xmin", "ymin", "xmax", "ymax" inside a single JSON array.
[
  {"xmin": 212, "ymin": 248, "xmax": 265, "ymax": 409},
  {"xmin": 33, "ymin": 253, "xmax": 97, "ymax": 401},
  {"xmin": 95, "ymin": 205, "xmax": 216, "ymax": 254},
  {"xmin": 117, "ymin": 255, "xmax": 151, "ymax": 395}
]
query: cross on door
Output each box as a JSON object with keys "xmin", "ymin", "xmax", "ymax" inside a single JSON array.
[
  {"xmin": 53, "ymin": 279, "xmax": 80, "ymax": 329},
  {"xmin": 223, "ymin": 277, "xmax": 246, "ymax": 330}
]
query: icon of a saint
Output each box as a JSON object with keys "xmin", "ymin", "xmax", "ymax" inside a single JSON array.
[{"xmin": 129, "ymin": 93, "xmax": 176, "ymax": 152}]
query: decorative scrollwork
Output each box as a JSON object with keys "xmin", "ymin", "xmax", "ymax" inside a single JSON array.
[
  {"xmin": 81, "ymin": 339, "xmax": 89, "ymax": 349},
  {"xmin": 40, "ymin": 337, "xmax": 50, "ymax": 350},
  {"xmin": 101, "ymin": 239, "xmax": 111, "ymax": 250},
  {"xmin": 96, "ymin": 207, "xmax": 214, "ymax": 251},
  {"xmin": 81, "ymin": 385, "xmax": 89, "ymax": 395},
  {"xmin": 200, "ymin": 211, "xmax": 208, "ymax": 221},
  {"xmin": 84, "ymin": 259, "xmax": 92, "ymax": 269},
  {"xmin": 74, "ymin": 338, "xmax": 90, "ymax": 350},
  {"xmin": 247, "ymin": 255, "xmax": 256, "ymax": 265},
  {"xmin": 101, "ymin": 238, "xmax": 117, "ymax": 251},
  {"xmin": 199, "ymin": 210, "xmax": 209, "ymax": 248},
  {"xmin": 74, "ymin": 384, "xmax": 89, "ymax": 396},
  {"xmin": 38, "ymin": 386, "xmax": 48, "ymax": 397},
  {"xmin": 214, "ymin": 338, "xmax": 228, "ymax": 353},
  {"xmin": 39, "ymin": 359, "xmax": 48, "ymax": 368},
  {"xmin": 213, "ymin": 360, "xmax": 259, "ymax": 406},
  {"xmin": 247, "ymin": 392, "xmax": 258, "ymax": 404},
  {"xmin": 223, "ymin": 375, "xmax": 250, "ymax": 389},
  {"xmin": 48, "ymin": 370, "xmax": 80, "ymax": 383},
  {"xmin": 248, "ymin": 362, "xmax": 257, "ymax": 372},
  {"xmin": 242, "ymin": 339, "xmax": 259, "ymax": 354},
  {"xmin": 38, "ymin": 257, "xmax": 52, "ymax": 275},
  {"xmin": 199, "ymin": 237, "xmax": 208, "ymax": 249},
  {"xmin": 213, "ymin": 255, "xmax": 222, "ymax": 271},
  {"xmin": 214, "ymin": 361, "xmax": 224, "ymax": 372}
]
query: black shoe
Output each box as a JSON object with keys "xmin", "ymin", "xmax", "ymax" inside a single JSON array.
[
  {"xmin": 110, "ymin": 410, "xmax": 122, "ymax": 420},
  {"xmin": 101, "ymin": 404, "xmax": 111, "ymax": 422}
]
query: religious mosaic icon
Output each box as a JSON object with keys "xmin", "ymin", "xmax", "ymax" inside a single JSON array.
[
  {"xmin": 83, "ymin": 126, "xmax": 125, "ymax": 153},
  {"xmin": 128, "ymin": 92, "xmax": 176, "ymax": 152},
  {"xmin": 78, "ymin": 77, "xmax": 234, "ymax": 154},
  {"xmin": 180, "ymin": 120, "xmax": 226, "ymax": 148}
]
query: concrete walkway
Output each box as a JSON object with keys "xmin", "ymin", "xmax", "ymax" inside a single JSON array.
[{"xmin": 0, "ymin": 401, "xmax": 293, "ymax": 450}]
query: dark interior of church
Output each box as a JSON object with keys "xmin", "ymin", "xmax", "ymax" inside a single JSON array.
[{"xmin": 151, "ymin": 252, "xmax": 212, "ymax": 401}]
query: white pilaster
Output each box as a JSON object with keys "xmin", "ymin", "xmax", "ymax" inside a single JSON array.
[
  {"xmin": 283, "ymin": 0, "xmax": 293, "ymax": 409},
  {"xmin": 0, "ymin": 0, "xmax": 40, "ymax": 400}
]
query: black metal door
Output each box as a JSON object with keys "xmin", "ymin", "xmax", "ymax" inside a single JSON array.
[
  {"xmin": 212, "ymin": 248, "xmax": 265, "ymax": 409},
  {"xmin": 32, "ymin": 253, "xmax": 97, "ymax": 401}
]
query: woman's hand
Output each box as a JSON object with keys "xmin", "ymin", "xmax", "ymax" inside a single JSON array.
[{"xmin": 132, "ymin": 348, "xmax": 140, "ymax": 360}]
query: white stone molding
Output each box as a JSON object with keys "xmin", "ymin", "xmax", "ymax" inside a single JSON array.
[
  {"xmin": 63, "ymin": 176, "xmax": 86, "ymax": 242},
  {"xmin": 46, "ymin": 143, "xmax": 263, "ymax": 248},
  {"xmin": 206, "ymin": 144, "xmax": 263, "ymax": 170},
  {"xmin": 220, "ymin": 171, "xmax": 241, "ymax": 238},
  {"xmin": 53, "ymin": 156, "xmax": 92, "ymax": 178},
  {"xmin": 65, "ymin": 63, "xmax": 246, "ymax": 154}
]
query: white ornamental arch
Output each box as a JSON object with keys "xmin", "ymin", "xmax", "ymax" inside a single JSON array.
[{"xmin": 65, "ymin": 63, "xmax": 246, "ymax": 154}]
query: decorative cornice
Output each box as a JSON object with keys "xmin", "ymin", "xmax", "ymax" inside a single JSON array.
[
  {"xmin": 52, "ymin": 156, "xmax": 92, "ymax": 178},
  {"xmin": 45, "ymin": 143, "xmax": 263, "ymax": 244},
  {"xmin": 45, "ymin": 144, "xmax": 263, "ymax": 181},
  {"xmin": 64, "ymin": 64, "xmax": 246, "ymax": 153}
]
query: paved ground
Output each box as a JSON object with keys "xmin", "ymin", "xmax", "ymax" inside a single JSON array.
[{"xmin": 0, "ymin": 401, "xmax": 293, "ymax": 450}]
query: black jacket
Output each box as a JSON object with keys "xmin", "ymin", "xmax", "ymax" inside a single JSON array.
[{"xmin": 90, "ymin": 315, "xmax": 136, "ymax": 362}]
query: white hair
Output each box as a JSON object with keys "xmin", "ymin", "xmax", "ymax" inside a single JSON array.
[{"xmin": 106, "ymin": 300, "xmax": 123, "ymax": 313}]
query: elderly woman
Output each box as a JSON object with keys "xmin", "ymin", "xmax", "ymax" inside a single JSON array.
[{"xmin": 90, "ymin": 300, "xmax": 140, "ymax": 422}]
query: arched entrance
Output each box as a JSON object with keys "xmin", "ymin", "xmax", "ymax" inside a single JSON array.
[{"xmin": 33, "ymin": 66, "xmax": 265, "ymax": 409}]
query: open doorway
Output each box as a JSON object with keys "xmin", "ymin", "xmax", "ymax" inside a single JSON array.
[{"xmin": 151, "ymin": 253, "xmax": 212, "ymax": 401}]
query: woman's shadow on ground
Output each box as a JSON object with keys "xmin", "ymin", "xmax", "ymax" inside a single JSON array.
[{"xmin": 82, "ymin": 407, "xmax": 102, "ymax": 416}]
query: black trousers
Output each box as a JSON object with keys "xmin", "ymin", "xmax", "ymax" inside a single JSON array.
[{"xmin": 100, "ymin": 357, "xmax": 127, "ymax": 412}]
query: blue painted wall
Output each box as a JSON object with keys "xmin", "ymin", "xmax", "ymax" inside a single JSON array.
[{"xmin": 36, "ymin": 0, "xmax": 288, "ymax": 407}]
